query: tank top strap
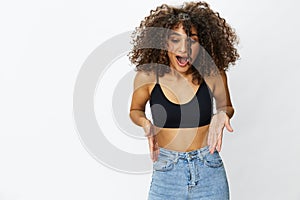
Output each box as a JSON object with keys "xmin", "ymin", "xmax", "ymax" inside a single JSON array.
[{"xmin": 156, "ymin": 67, "xmax": 159, "ymax": 84}]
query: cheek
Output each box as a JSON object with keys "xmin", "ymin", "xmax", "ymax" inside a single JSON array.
[
  {"xmin": 167, "ymin": 52, "xmax": 175, "ymax": 62},
  {"xmin": 167, "ymin": 43, "xmax": 175, "ymax": 53},
  {"xmin": 191, "ymin": 46, "xmax": 200, "ymax": 60}
]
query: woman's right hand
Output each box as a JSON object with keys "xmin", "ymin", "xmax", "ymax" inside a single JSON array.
[{"xmin": 143, "ymin": 119, "xmax": 159, "ymax": 162}]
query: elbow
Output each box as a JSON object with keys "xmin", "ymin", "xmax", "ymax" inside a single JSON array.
[
  {"xmin": 129, "ymin": 109, "xmax": 140, "ymax": 124},
  {"xmin": 129, "ymin": 111, "xmax": 134, "ymax": 122},
  {"xmin": 229, "ymin": 107, "xmax": 235, "ymax": 119},
  {"xmin": 129, "ymin": 109, "xmax": 135, "ymax": 122}
]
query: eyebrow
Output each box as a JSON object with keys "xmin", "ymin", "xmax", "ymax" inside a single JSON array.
[{"xmin": 169, "ymin": 32, "xmax": 198, "ymax": 37}]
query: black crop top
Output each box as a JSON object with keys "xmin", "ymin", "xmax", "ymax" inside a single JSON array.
[{"xmin": 149, "ymin": 72, "xmax": 213, "ymax": 128}]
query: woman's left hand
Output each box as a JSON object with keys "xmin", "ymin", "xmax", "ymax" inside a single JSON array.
[{"xmin": 207, "ymin": 111, "xmax": 233, "ymax": 154}]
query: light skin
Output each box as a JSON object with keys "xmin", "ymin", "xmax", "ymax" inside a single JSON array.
[{"xmin": 129, "ymin": 24, "xmax": 234, "ymax": 162}]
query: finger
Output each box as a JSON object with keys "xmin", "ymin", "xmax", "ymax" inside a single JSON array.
[
  {"xmin": 216, "ymin": 134, "xmax": 222, "ymax": 152},
  {"xmin": 148, "ymin": 137, "xmax": 154, "ymax": 159},
  {"xmin": 208, "ymin": 128, "xmax": 216, "ymax": 153},
  {"xmin": 151, "ymin": 152, "xmax": 156, "ymax": 162},
  {"xmin": 225, "ymin": 118, "xmax": 233, "ymax": 132},
  {"xmin": 207, "ymin": 131, "xmax": 213, "ymax": 149},
  {"xmin": 149, "ymin": 136, "xmax": 159, "ymax": 162},
  {"xmin": 209, "ymin": 137, "xmax": 217, "ymax": 154},
  {"xmin": 151, "ymin": 147, "xmax": 156, "ymax": 161},
  {"xmin": 209, "ymin": 144, "xmax": 216, "ymax": 154},
  {"xmin": 150, "ymin": 147, "xmax": 154, "ymax": 161},
  {"xmin": 153, "ymin": 148, "xmax": 159, "ymax": 162},
  {"xmin": 207, "ymin": 130, "xmax": 212, "ymax": 146},
  {"xmin": 154, "ymin": 137, "xmax": 160, "ymax": 161}
]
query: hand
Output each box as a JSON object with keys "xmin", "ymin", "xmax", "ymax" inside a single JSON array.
[
  {"xmin": 147, "ymin": 134, "xmax": 159, "ymax": 162},
  {"xmin": 143, "ymin": 119, "xmax": 160, "ymax": 162},
  {"xmin": 207, "ymin": 111, "xmax": 233, "ymax": 154}
]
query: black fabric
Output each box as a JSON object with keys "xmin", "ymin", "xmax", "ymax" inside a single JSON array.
[{"xmin": 150, "ymin": 79, "xmax": 213, "ymax": 128}]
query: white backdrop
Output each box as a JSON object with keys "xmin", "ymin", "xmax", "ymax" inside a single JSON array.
[{"xmin": 1, "ymin": 0, "xmax": 300, "ymax": 199}]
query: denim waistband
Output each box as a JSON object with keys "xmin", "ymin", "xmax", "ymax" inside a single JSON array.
[{"xmin": 158, "ymin": 145, "xmax": 210, "ymax": 161}]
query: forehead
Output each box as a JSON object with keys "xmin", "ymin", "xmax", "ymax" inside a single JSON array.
[{"xmin": 170, "ymin": 24, "xmax": 198, "ymax": 36}]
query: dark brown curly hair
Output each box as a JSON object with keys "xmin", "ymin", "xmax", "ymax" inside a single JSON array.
[{"xmin": 128, "ymin": 1, "xmax": 239, "ymax": 84}]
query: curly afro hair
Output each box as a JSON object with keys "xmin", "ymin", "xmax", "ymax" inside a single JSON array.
[{"xmin": 128, "ymin": 1, "xmax": 239, "ymax": 84}]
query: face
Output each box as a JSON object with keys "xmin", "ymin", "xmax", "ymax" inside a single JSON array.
[{"xmin": 167, "ymin": 24, "xmax": 199, "ymax": 74}]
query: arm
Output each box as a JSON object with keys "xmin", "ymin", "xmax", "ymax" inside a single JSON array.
[
  {"xmin": 205, "ymin": 70, "xmax": 235, "ymax": 153},
  {"xmin": 211, "ymin": 70, "xmax": 235, "ymax": 119},
  {"xmin": 129, "ymin": 71, "xmax": 152, "ymax": 129},
  {"xmin": 129, "ymin": 71, "xmax": 159, "ymax": 161}
]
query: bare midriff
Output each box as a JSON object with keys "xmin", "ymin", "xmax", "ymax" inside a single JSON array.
[{"xmin": 155, "ymin": 124, "xmax": 209, "ymax": 152}]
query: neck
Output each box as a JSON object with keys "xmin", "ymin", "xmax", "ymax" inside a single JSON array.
[{"xmin": 169, "ymin": 67, "xmax": 192, "ymax": 82}]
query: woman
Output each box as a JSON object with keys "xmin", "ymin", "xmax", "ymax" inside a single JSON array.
[{"xmin": 129, "ymin": 1, "xmax": 239, "ymax": 199}]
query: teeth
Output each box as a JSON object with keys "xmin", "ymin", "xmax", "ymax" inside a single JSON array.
[{"xmin": 177, "ymin": 56, "xmax": 188, "ymax": 64}]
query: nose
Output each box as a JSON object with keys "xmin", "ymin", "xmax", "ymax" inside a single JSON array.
[{"xmin": 178, "ymin": 39, "xmax": 188, "ymax": 53}]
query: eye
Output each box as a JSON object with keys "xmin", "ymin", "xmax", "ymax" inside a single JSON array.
[
  {"xmin": 171, "ymin": 39, "xmax": 179, "ymax": 43},
  {"xmin": 190, "ymin": 38, "xmax": 198, "ymax": 44}
]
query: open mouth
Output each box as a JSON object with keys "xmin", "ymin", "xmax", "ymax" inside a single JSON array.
[{"xmin": 176, "ymin": 56, "xmax": 189, "ymax": 67}]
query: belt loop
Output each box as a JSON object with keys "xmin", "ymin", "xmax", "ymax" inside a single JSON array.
[
  {"xmin": 173, "ymin": 152, "xmax": 179, "ymax": 163},
  {"xmin": 186, "ymin": 152, "xmax": 192, "ymax": 161},
  {"xmin": 197, "ymin": 149, "xmax": 204, "ymax": 161}
]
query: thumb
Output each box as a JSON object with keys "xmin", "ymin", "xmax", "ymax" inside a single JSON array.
[{"xmin": 225, "ymin": 117, "xmax": 233, "ymax": 132}]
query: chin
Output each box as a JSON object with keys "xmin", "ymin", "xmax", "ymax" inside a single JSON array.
[
  {"xmin": 171, "ymin": 64, "xmax": 191, "ymax": 74},
  {"xmin": 177, "ymin": 65, "xmax": 190, "ymax": 72}
]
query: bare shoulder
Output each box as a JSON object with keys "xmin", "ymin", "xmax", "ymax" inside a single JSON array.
[
  {"xmin": 133, "ymin": 70, "xmax": 156, "ymax": 91},
  {"xmin": 203, "ymin": 70, "xmax": 228, "ymax": 93}
]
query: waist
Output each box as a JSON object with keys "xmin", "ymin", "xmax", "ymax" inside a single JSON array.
[
  {"xmin": 158, "ymin": 145, "xmax": 210, "ymax": 161},
  {"xmin": 155, "ymin": 124, "xmax": 209, "ymax": 152}
]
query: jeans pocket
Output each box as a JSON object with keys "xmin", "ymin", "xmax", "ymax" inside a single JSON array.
[
  {"xmin": 204, "ymin": 151, "xmax": 223, "ymax": 168},
  {"xmin": 153, "ymin": 155, "xmax": 174, "ymax": 172}
]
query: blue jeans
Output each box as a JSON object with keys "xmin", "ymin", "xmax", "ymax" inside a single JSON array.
[{"xmin": 148, "ymin": 146, "xmax": 229, "ymax": 200}]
